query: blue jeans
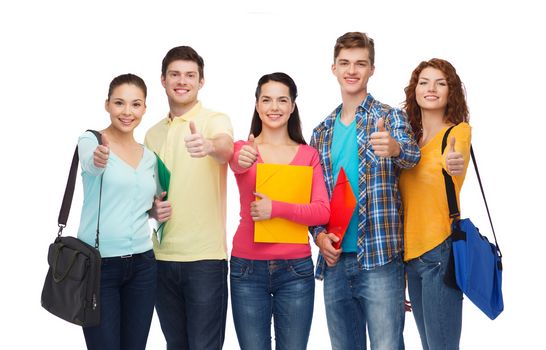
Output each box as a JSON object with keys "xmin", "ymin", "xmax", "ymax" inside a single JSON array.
[
  {"xmin": 406, "ymin": 238, "xmax": 463, "ymax": 350},
  {"xmin": 83, "ymin": 249, "xmax": 157, "ymax": 350},
  {"xmin": 155, "ymin": 259, "xmax": 228, "ymax": 350},
  {"xmin": 323, "ymin": 253, "xmax": 405, "ymax": 350},
  {"xmin": 230, "ymin": 256, "xmax": 315, "ymax": 350}
]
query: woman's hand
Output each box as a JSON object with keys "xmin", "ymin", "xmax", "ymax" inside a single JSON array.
[
  {"xmin": 250, "ymin": 192, "xmax": 272, "ymax": 221},
  {"xmin": 446, "ymin": 137, "xmax": 464, "ymax": 176},
  {"xmin": 93, "ymin": 133, "xmax": 110, "ymax": 168},
  {"xmin": 238, "ymin": 134, "xmax": 258, "ymax": 169},
  {"xmin": 150, "ymin": 192, "xmax": 172, "ymax": 223}
]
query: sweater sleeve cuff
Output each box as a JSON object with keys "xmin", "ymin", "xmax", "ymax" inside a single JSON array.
[{"xmin": 270, "ymin": 200, "xmax": 291, "ymax": 220}]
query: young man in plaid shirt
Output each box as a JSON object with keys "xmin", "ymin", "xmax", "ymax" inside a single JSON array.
[{"xmin": 310, "ymin": 32, "xmax": 420, "ymax": 350}]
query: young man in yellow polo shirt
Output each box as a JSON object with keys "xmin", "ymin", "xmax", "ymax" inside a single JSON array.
[{"xmin": 145, "ymin": 46, "xmax": 234, "ymax": 349}]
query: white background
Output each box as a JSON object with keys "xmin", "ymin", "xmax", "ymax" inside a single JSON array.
[{"xmin": 1, "ymin": 0, "xmax": 544, "ymax": 348}]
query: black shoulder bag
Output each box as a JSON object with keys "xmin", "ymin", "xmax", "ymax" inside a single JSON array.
[{"xmin": 41, "ymin": 130, "xmax": 103, "ymax": 327}]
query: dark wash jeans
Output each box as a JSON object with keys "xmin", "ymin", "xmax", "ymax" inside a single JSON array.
[
  {"xmin": 83, "ymin": 249, "xmax": 157, "ymax": 350},
  {"xmin": 155, "ymin": 259, "xmax": 228, "ymax": 350}
]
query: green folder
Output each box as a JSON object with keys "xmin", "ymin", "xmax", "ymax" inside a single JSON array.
[
  {"xmin": 154, "ymin": 153, "xmax": 171, "ymax": 242},
  {"xmin": 155, "ymin": 153, "xmax": 171, "ymax": 199}
]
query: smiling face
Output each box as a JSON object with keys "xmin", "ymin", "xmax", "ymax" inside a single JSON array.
[
  {"xmin": 161, "ymin": 59, "xmax": 203, "ymax": 112},
  {"xmin": 415, "ymin": 67, "xmax": 449, "ymax": 113},
  {"xmin": 255, "ymin": 81, "xmax": 295, "ymax": 132},
  {"xmin": 332, "ymin": 47, "xmax": 375, "ymax": 99},
  {"xmin": 105, "ymin": 83, "xmax": 146, "ymax": 133}
]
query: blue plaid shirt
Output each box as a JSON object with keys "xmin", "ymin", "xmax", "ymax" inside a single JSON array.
[{"xmin": 310, "ymin": 94, "xmax": 420, "ymax": 279}]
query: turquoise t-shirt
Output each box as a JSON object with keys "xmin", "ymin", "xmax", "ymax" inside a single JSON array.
[
  {"xmin": 76, "ymin": 131, "xmax": 158, "ymax": 257},
  {"xmin": 331, "ymin": 113, "xmax": 359, "ymax": 252}
]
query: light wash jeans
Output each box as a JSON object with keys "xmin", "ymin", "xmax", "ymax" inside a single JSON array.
[
  {"xmin": 323, "ymin": 253, "xmax": 405, "ymax": 350},
  {"xmin": 406, "ymin": 238, "xmax": 463, "ymax": 350},
  {"xmin": 230, "ymin": 256, "xmax": 315, "ymax": 350}
]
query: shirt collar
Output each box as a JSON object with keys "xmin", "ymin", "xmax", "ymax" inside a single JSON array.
[
  {"xmin": 167, "ymin": 101, "xmax": 202, "ymax": 124},
  {"xmin": 358, "ymin": 93, "xmax": 375, "ymax": 114}
]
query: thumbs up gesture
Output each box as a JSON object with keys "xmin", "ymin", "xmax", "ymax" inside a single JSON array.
[
  {"xmin": 238, "ymin": 134, "xmax": 258, "ymax": 169},
  {"xmin": 370, "ymin": 117, "xmax": 400, "ymax": 157},
  {"xmin": 184, "ymin": 121, "xmax": 213, "ymax": 158},
  {"xmin": 93, "ymin": 133, "xmax": 110, "ymax": 168},
  {"xmin": 446, "ymin": 137, "xmax": 464, "ymax": 176}
]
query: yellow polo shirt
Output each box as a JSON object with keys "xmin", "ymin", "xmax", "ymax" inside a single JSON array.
[
  {"xmin": 400, "ymin": 122, "xmax": 471, "ymax": 261},
  {"xmin": 145, "ymin": 102, "xmax": 233, "ymax": 262}
]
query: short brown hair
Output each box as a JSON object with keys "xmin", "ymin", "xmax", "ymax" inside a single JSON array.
[
  {"xmin": 334, "ymin": 32, "xmax": 375, "ymax": 65},
  {"xmin": 161, "ymin": 46, "xmax": 204, "ymax": 80}
]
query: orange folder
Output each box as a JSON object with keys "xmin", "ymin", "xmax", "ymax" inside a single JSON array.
[
  {"xmin": 254, "ymin": 163, "xmax": 313, "ymax": 244},
  {"xmin": 327, "ymin": 167, "xmax": 357, "ymax": 249}
]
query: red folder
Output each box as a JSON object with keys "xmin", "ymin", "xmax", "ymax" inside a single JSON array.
[{"xmin": 327, "ymin": 167, "xmax": 357, "ymax": 249}]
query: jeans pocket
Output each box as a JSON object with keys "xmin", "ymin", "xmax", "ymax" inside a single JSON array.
[
  {"xmin": 230, "ymin": 257, "xmax": 250, "ymax": 280},
  {"xmin": 418, "ymin": 246, "xmax": 442, "ymax": 265},
  {"xmin": 289, "ymin": 257, "xmax": 314, "ymax": 278}
]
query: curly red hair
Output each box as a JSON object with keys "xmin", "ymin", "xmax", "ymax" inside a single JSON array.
[{"xmin": 403, "ymin": 58, "xmax": 469, "ymax": 140}]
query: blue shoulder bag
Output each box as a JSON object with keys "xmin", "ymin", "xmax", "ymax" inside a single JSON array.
[{"xmin": 442, "ymin": 126, "xmax": 504, "ymax": 320}]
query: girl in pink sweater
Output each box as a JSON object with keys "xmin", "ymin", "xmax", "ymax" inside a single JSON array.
[{"xmin": 229, "ymin": 72, "xmax": 329, "ymax": 350}]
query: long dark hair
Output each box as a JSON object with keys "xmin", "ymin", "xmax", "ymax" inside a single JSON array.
[
  {"xmin": 107, "ymin": 73, "xmax": 147, "ymax": 100},
  {"xmin": 250, "ymin": 72, "xmax": 306, "ymax": 145}
]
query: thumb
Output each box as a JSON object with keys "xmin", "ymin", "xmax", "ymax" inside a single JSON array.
[
  {"xmin": 377, "ymin": 117, "xmax": 386, "ymax": 132},
  {"xmin": 449, "ymin": 137, "xmax": 456, "ymax": 153},
  {"xmin": 189, "ymin": 121, "xmax": 197, "ymax": 135},
  {"xmin": 253, "ymin": 192, "xmax": 265, "ymax": 200},
  {"xmin": 328, "ymin": 233, "xmax": 340, "ymax": 242},
  {"xmin": 157, "ymin": 191, "xmax": 167, "ymax": 201},
  {"xmin": 248, "ymin": 133, "xmax": 256, "ymax": 150},
  {"xmin": 101, "ymin": 133, "xmax": 110, "ymax": 147}
]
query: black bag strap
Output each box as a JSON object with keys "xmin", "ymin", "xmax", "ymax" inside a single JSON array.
[
  {"xmin": 441, "ymin": 126, "xmax": 502, "ymax": 258},
  {"xmin": 441, "ymin": 126, "xmax": 459, "ymax": 218},
  {"xmin": 57, "ymin": 130, "xmax": 103, "ymax": 249}
]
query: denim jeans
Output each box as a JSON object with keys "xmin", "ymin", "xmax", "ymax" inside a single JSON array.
[
  {"xmin": 82, "ymin": 249, "xmax": 157, "ymax": 350},
  {"xmin": 323, "ymin": 253, "xmax": 405, "ymax": 350},
  {"xmin": 230, "ymin": 256, "xmax": 315, "ymax": 350},
  {"xmin": 155, "ymin": 259, "xmax": 228, "ymax": 350},
  {"xmin": 406, "ymin": 238, "xmax": 463, "ymax": 350}
]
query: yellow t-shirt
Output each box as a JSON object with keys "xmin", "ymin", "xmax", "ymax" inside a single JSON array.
[
  {"xmin": 400, "ymin": 122, "xmax": 471, "ymax": 261},
  {"xmin": 145, "ymin": 102, "xmax": 233, "ymax": 262}
]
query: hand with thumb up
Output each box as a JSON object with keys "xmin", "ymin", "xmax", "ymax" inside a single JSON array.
[
  {"xmin": 184, "ymin": 121, "xmax": 213, "ymax": 158},
  {"xmin": 446, "ymin": 137, "xmax": 464, "ymax": 176},
  {"xmin": 93, "ymin": 132, "xmax": 110, "ymax": 168},
  {"xmin": 238, "ymin": 133, "xmax": 258, "ymax": 169},
  {"xmin": 370, "ymin": 117, "xmax": 401, "ymax": 158}
]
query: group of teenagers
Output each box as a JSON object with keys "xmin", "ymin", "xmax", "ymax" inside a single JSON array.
[{"xmin": 75, "ymin": 31, "xmax": 472, "ymax": 350}]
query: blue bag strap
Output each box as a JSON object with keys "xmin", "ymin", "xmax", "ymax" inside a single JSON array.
[
  {"xmin": 441, "ymin": 126, "xmax": 502, "ymax": 261},
  {"xmin": 57, "ymin": 130, "xmax": 103, "ymax": 249}
]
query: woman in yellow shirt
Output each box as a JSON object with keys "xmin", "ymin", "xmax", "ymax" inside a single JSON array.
[{"xmin": 400, "ymin": 58, "xmax": 471, "ymax": 350}]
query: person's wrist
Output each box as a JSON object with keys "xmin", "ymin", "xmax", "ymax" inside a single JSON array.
[{"xmin": 317, "ymin": 231, "xmax": 327, "ymax": 248}]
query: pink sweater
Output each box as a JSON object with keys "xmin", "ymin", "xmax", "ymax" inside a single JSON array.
[{"xmin": 229, "ymin": 140, "xmax": 330, "ymax": 260}]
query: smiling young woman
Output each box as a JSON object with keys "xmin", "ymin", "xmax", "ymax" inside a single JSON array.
[
  {"xmin": 401, "ymin": 58, "xmax": 471, "ymax": 350},
  {"xmin": 228, "ymin": 72, "xmax": 330, "ymax": 350},
  {"xmin": 77, "ymin": 73, "xmax": 171, "ymax": 350}
]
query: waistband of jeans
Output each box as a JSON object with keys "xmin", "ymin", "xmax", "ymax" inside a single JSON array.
[
  {"xmin": 231, "ymin": 255, "xmax": 312, "ymax": 264},
  {"xmin": 102, "ymin": 250, "xmax": 151, "ymax": 261}
]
